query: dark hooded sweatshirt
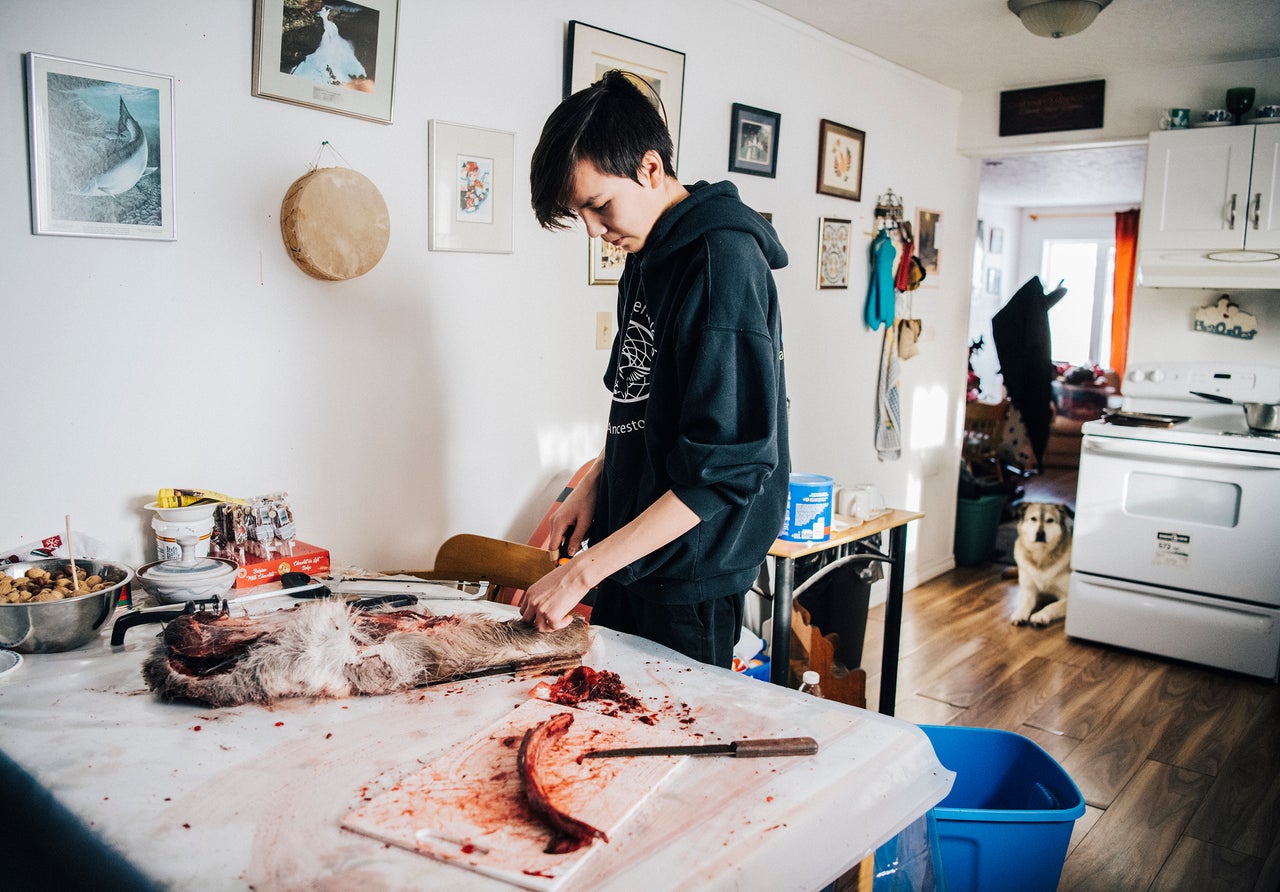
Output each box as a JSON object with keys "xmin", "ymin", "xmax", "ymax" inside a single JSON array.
[{"xmin": 595, "ymin": 180, "xmax": 790, "ymax": 604}]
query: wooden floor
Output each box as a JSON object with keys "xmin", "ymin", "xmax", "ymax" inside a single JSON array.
[{"xmin": 858, "ymin": 468, "xmax": 1280, "ymax": 891}]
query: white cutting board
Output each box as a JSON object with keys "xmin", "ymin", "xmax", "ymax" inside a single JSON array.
[{"xmin": 342, "ymin": 698, "xmax": 688, "ymax": 891}]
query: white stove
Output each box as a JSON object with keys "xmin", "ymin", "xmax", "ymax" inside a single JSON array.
[
  {"xmin": 1084, "ymin": 360, "xmax": 1280, "ymax": 454},
  {"xmin": 1067, "ymin": 361, "xmax": 1280, "ymax": 681}
]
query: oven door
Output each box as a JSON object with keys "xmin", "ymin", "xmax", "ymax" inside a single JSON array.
[
  {"xmin": 1073, "ymin": 434, "xmax": 1280, "ymax": 606},
  {"xmin": 1067, "ymin": 572, "xmax": 1280, "ymax": 680}
]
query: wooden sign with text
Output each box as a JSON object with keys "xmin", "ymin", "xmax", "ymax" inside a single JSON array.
[{"xmin": 1000, "ymin": 80, "xmax": 1105, "ymax": 136}]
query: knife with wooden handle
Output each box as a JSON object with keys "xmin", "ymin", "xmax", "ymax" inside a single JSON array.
[{"xmin": 582, "ymin": 736, "xmax": 818, "ymax": 759}]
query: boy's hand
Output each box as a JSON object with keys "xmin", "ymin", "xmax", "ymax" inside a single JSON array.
[{"xmin": 520, "ymin": 561, "xmax": 587, "ymax": 631}]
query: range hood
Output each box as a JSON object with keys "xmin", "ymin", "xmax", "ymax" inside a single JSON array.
[{"xmin": 1137, "ymin": 248, "xmax": 1280, "ymax": 289}]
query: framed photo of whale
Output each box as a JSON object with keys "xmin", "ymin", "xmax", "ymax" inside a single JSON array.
[
  {"xmin": 26, "ymin": 53, "xmax": 176, "ymax": 241},
  {"xmin": 252, "ymin": 0, "xmax": 399, "ymax": 125}
]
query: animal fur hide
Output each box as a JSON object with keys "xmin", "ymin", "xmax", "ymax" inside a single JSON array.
[{"xmin": 141, "ymin": 601, "xmax": 591, "ymax": 707}]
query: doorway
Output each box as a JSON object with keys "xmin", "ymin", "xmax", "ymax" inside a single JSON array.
[{"xmin": 969, "ymin": 143, "xmax": 1146, "ymax": 400}]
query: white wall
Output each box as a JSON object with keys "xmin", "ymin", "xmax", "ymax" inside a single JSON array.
[{"xmin": 2, "ymin": 1, "xmax": 972, "ymax": 589}]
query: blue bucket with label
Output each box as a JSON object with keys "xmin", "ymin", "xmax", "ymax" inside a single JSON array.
[{"xmin": 780, "ymin": 473, "xmax": 834, "ymax": 542}]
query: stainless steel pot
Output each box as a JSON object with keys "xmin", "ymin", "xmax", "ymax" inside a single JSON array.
[
  {"xmin": 0, "ymin": 558, "xmax": 134, "ymax": 653},
  {"xmin": 1191, "ymin": 391, "xmax": 1280, "ymax": 432}
]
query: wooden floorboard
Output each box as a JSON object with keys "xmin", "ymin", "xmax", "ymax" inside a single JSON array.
[{"xmin": 851, "ymin": 467, "xmax": 1280, "ymax": 889}]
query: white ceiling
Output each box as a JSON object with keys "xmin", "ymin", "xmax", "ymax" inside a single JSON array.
[
  {"xmin": 754, "ymin": 0, "xmax": 1280, "ymax": 208},
  {"xmin": 754, "ymin": 0, "xmax": 1280, "ymax": 95}
]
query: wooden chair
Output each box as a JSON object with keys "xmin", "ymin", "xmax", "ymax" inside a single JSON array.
[
  {"xmin": 962, "ymin": 399, "xmax": 1010, "ymax": 480},
  {"xmin": 386, "ymin": 533, "xmax": 557, "ymax": 604}
]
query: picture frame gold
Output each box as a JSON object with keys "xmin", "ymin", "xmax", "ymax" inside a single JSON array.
[
  {"xmin": 916, "ymin": 207, "xmax": 942, "ymax": 277},
  {"xmin": 589, "ymin": 237, "xmax": 627, "ymax": 285},
  {"xmin": 816, "ymin": 119, "xmax": 864, "ymax": 201},
  {"xmin": 252, "ymin": 0, "xmax": 399, "ymax": 124}
]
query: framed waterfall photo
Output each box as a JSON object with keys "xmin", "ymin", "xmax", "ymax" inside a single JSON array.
[
  {"xmin": 25, "ymin": 53, "xmax": 176, "ymax": 240},
  {"xmin": 252, "ymin": 0, "xmax": 399, "ymax": 124}
]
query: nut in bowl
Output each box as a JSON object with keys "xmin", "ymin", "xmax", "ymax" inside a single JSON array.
[
  {"xmin": 0, "ymin": 558, "xmax": 134, "ymax": 653},
  {"xmin": 135, "ymin": 536, "xmax": 238, "ymax": 604}
]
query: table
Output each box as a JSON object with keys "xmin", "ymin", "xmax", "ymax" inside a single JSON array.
[
  {"xmin": 767, "ymin": 509, "xmax": 925, "ymax": 715},
  {"xmin": 0, "ymin": 594, "xmax": 951, "ymax": 891}
]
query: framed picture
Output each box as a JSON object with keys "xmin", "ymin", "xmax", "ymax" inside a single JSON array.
[
  {"xmin": 428, "ymin": 121, "xmax": 515, "ymax": 254},
  {"xmin": 816, "ymin": 119, "xmax": 864, "ymax": 201},
  {"xmin": 985, "ymin": 267, "xmax": 1002, "ymax": 295},
  {"xmin": 26, "ymin": 53, "xmax": 176, "ymax": 240},
  {"xmin": 817, "ymin": 217, "xmax": 852, "ymax": 289},
  {"xmin": 916, "ymin": 207, "xmax": 942, "ymax": 276},
  {"xmin": 565, "ymin": 21, "xmax": 685, "ymax": 167},
  {"xmin": 728, "ymin": 103, "xmax": 780, "ymax": 178},
  {"xmin": 252, "ymin": 0, "xmax": 399, "ymax": 124},
  {"xmin": 988, "ymin": 226, "xmax": 1004, "ymax": 254},
  {"xmin": 589, "ymin": 237, "xmax": 627, "ymax": 285}
]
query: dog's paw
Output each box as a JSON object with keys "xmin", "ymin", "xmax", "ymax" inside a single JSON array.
[
  {"xmin": 1029, "ymin": 609, "xmax": 1058, "ymax": 627},
  {"xmin": 1010, "ymin": 610, "xmax": 1031, "ymax": 626}
]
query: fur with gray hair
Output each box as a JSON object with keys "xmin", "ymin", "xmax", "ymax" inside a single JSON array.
[{"xmin": 142, "ymin": 601, "xmax": 591, "ymax": 707}]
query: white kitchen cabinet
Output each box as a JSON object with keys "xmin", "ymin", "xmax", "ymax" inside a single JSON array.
[{"xmin": 1140, "ymin": 124, "xmax": 1280, "ymax": 253}]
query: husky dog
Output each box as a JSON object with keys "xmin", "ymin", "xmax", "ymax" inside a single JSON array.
[{"xmin": 1010, "ymin": 502, "xmax": 1073, "ymax": 627}]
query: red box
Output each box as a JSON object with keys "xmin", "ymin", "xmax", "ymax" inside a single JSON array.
[{"xmin": 215, "ymin": 540, "xmax": 331, "ymax": 589}]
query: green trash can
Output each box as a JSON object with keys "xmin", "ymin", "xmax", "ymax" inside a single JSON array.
[{"xmin": 954, "ymin": 493, "xmax": 1004, "ymax": 565}]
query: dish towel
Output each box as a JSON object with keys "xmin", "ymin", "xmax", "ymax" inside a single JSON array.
[
  {"xmin": 865, "ymin": 229, "xmax": 897, "ymax": 330},
  {"xmin": 875, "ymin": 327, "xmax": 902, "ymax": 461}
]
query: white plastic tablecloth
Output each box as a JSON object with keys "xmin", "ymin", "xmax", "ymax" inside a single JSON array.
[{"xmin": 0, "ymin": 596, "xmax": 952, "ymax": 891}]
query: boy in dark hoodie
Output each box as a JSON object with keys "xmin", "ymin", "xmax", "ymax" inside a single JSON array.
[{"xmin": 522, "ymin": 70, "xmax": 790, "ymax": 668}]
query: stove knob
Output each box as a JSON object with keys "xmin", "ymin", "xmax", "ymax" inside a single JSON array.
[
  {"xmin": 1126, "ymin": 369, "xmax": 1144, "ymax": 383},
  {"xmin": 1148, "ymin": 369, "xmax": 1165, "ymax": 383}
]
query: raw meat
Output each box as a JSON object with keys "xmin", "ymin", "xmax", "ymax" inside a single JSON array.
[{"xmin": 517, "ymin": 711, "xmax": 608, "ymax": 854}]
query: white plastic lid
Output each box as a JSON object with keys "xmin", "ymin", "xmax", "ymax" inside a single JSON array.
[{"xmin": 802, "ymin": 670, "xmax": 820, "ymax": 685}]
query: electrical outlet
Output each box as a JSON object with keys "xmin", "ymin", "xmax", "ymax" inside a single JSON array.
[{"xmin": 595, "ymin": 311, "xmax": 614, "ymax": 350}]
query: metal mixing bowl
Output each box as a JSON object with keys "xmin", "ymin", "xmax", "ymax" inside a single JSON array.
[{"xmin": 0, "ymin": 558, "xmax": 134, "ymax": 653}]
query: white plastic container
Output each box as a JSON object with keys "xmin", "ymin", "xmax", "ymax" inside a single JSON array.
[{"xmin": 151, "ymin": 515, "xmax": 214, "ymax": 562}]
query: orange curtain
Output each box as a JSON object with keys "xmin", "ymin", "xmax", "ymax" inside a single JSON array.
[{"xmin": 1110, "ymin": 209, "xmax": 1140, "ymax": 380}]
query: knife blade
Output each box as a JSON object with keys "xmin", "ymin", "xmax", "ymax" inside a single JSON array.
[{"xmin": 582, "ymin": 736, "xmax": 818, "ymax": 759}]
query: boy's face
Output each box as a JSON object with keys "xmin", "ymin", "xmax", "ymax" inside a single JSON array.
[{"xmin": 567, "ymin": 153, "xmax": 669, "ymax": 253}]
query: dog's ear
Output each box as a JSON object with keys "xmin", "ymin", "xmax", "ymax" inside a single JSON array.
[
  {"xmin": 1014, "ymin": 501, "xmax": 1030, "ymax": 521},
  {"xmin": 1062, "ymin": 504, "xmax": 1075, "ymax": 520}
]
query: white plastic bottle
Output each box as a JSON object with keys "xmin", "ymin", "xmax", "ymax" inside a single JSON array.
[{"xmin": 797, "ymin": 670, "xmax": 825, "ymax": 698}]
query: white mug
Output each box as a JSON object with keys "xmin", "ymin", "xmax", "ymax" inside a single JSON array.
[{"xmin": 847, "ymin": 484, "xmax": 886, "ymax": 520}]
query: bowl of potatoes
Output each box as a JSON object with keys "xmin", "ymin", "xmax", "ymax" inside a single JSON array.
[{"xmin": 0, "ymin": 558, "xmax": 134, "ymax": 653}]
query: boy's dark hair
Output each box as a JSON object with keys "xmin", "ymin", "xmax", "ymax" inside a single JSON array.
[{"xmin": 530, "ymin": 70, "xmax": 676, "ymax": 230}]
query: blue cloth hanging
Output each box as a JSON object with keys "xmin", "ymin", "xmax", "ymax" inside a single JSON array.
[{"xmin": 865, "ymin": 229, "xmax": 897, "ymax": 330}]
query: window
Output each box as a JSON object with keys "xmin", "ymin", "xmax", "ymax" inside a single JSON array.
[{"xmin": 1041, "ymin": 239, "xmax": 1115, "ymax": 366}]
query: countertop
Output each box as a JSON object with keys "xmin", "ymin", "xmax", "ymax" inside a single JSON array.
[{"xmin": 0, "ymin": 595, "xmax": 952, "ymax": 891}]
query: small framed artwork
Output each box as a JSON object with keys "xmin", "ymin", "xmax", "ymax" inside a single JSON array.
[
  {"xmin": 816, "ymin": 119, "xmax": 865, "ymax": 201},
  {"xmin": 26, "ymin": 53, "xmax": 176, "ymax": 240},
  {"xmin": 728, "ymin": 103, "xmax": 780, "ymax": 178},
  {"xmin": 988, "ymin": 226, "xmax": 1004, "ymax": 254},
  {"xmin": 589, "ymin": 238, "xmax": 627, "ymax": 285},
  {"xmin": 817, "ymin": 217, "xmax": 852, "ymax": 289},
  {"xmin": 916, "ymin": 208, "xmax": 942, "ymax": 276},
  {"xmin": 986, "ymin": 267, "xmax": 1002, "ymax": 295},
  {"xmin": 566, "ymin": 21, "xmax": 685, "ymax": 166},
  {"xmin": 428, "ymin": 121, "xmax": 515, "ymax": 253},
  {"xmin": 252, "ymin": 0, "xmax": 399, "ymax": 124}
]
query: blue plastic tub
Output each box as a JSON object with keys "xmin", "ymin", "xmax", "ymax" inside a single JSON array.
[{"xmin": 920, "ymin": 724, "xmax": 1085, "ymax": 892}]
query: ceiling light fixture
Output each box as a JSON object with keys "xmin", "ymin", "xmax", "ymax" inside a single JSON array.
[{"xmin": 1007, "ymin": 0, "xmax": 1112, "ymax": 39}]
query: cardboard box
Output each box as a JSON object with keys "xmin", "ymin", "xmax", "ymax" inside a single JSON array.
[{"xmin": 214, "ymin": 540, "xmax": 330, "ymax": 589}]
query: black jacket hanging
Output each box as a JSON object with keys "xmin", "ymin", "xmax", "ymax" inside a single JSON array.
[{"xmin": 990, "ymin": 276, "xmax": 1067, "ymax": 464}]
